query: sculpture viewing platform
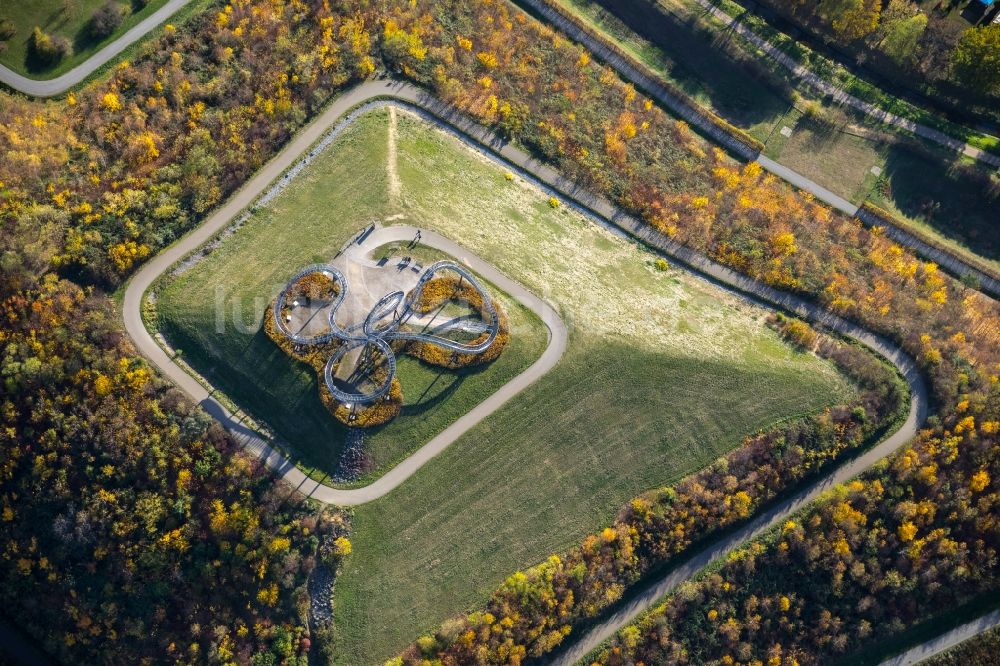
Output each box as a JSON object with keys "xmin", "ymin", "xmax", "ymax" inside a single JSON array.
[{"xmin": 267, "ymin": 225, "xmax": 507, "ymax": 427}]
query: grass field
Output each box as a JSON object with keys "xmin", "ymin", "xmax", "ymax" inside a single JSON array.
[
  {"xmin": 552, "ymin": 0, "xmax": 1000, "ymax": 270},
  {"xmin": 155, "ymin": 111, "xmax": 549, "ymax": 484},
  {"xmin": 0, "ymin": 0, "xmax": 170, "ymax": 77},
  {"xmin": 324, "ymin": 108, "xmax": 856, "ymax": 664},
  {"xmin": 762, "ymin": 107, "xmax": 882, "ymax": 200}
]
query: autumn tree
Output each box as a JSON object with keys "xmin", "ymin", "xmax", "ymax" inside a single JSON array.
[
  {"xmin": 951, "ymin": 25, "xmax": 1000, "ymax": 95},
  {"xmin": 0, "ymin": 19, "xmax": 15, "ymax": 41},
  {"xmin": 873, "ymin": 0, "xmax": 927, "ymax": 65},
  {"xmin": 27, "ymin": 26, "xmax": 70, "ymax": 66},
  {"xmin": 381, "ymin": 19, "xmax": 428, "ymax": 73},
  {"xmin": 825, "ymin": 0, "xmax": 881, "ymax": 42}
]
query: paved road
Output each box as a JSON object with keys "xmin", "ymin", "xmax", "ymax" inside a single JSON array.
[
  {"xmin": 122, "ymin": 80, "xmax": 928, "ymax": 662},
  {"xmin": 0, "ymin": 0, "xmax": 191, "ymax": 97},
  {"xmin": 688, "ymin": 0, "xmax": 1000, "ymax": 168},
  {"xmin": 879, "ymin": 609, "xmax": 1000, "ymax": 666},
  {"xmin": 758, "ymin": 155, "xmax": 858, "ymax": 213}
]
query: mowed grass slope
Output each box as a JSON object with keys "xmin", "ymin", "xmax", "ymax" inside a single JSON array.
[
  {"xmin": 331, "ymin": 109, "xmax": 856, "ymax": 663},
  {"xmin": 155, "ymin": 111, "xmax": 548, "ymax": 483}
]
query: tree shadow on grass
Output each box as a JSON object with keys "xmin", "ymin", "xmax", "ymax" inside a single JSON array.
[
  {"xmin": 879, "ymin": 142, "xmax": 1000, "ymax": 262},
  {"xmin": 228, "ymin": 326, "xmax": 350, "ymax": 470},
  {"xmin": 27, "ymin": 1, "xmax": 148, "ymax": 74},
  {"xmin": 401, "ymin": 368, "xmax": 463, "ymax": 415},
  {"xmin": 70, "ymin": 2, "xmax": 130, "ymax": 58},
  {"xmin": 21, "ymin": 3, "xmax": 84, "ymax": 74},
  {"xmin": 71, "ymin": 29, "xmax": 101, "ymax": 59},
  {"xmin": 584, "ymin": 0, "xmax": 792, "ymax": 130},
  {"xmin": 796, "ymin": 116, "xmax": 841, "ymax": 151},
  {"xmin": 396, "ymin": 355, "xmax": 499, "ymax": 417},
  {"xmin": 231, "ymin": 326, "xmax": 503, "ymax": 471}
]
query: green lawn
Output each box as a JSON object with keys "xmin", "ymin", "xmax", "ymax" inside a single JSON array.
[
  {"xmin": 0, "ymin": 0, "xmax": 171, "ymax": 77},
  {"xmin": 762, "ymin": 107, "xmax": 883, "ymax": 201},
  {"xmin": 155, "ymin": 111, "xmax": 549, "ymax": 484},
  {"xmin": 552, "ymin": 0, "xmax": 1000, "ymax": 271},
  {"xmin": 328, "ymin": 109, "xmax": 856, "ymax": 664}
]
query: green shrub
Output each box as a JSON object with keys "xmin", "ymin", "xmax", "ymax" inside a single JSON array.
[
  {"xmin": 0, "ymin": 19, "xmax": 16, "ymax": 41},
  {"xmin": 801, "ymin": 98, "xmax": 833, "ymax": 127},
  {"xmin": 28, "ymin": 26, "xmax": 71, "ymax": 66},
  {"xmin": 88, "ymin": 1, "xmax": 128, "ymax": 40},
  {"xmin": 779, "ymin": 317, "xmax": 818, "ymax": 350},
  {"xmin": 416, "ymin": 635, "xmax": 439, "ymax": 656}
]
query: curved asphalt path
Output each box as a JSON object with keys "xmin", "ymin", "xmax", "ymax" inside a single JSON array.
[
  {"xmin": 121, "ymin": 79, "xmax": 930, "ymax": 659},
  {"xmin": 877, "ymin": 609, "xmax": 1000, "ymax": 666},
  {"xmin": 0, "ymin": 0, "xmax": 192, "ymax": 98},
  {"xmin": 123, "ymin": 86, "xmax": 568, "ymax": 506}
]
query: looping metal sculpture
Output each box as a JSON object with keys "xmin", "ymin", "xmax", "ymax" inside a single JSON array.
[{"xmin": 273, "ymin": 260, "xmax": 501, "ymax": 407}]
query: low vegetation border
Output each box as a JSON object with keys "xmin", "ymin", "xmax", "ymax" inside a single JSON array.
[
  {"xmin": 528, "ymin": 0, "xmax": 995, "ymax": 162},
  {"xmin": 896, "ymin": 610, "xmax": 1000, "ymax": 666},
  {"xmin": 695, "ymin": 0, "xmax": 1000, "ymax": 159},
  {"xmin": 857, "ymin": 203, "xmax": 1000, "ymax": 293},
  {"xmin": 717, "ymin": 0, "xmax": 1000, "ymax": 136}
]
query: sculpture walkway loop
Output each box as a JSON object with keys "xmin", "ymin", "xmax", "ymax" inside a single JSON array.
[
  {"xmin": 272, "ymin": 264, "xmax": 346, "ymax": 345},
  {"xmin": 273, "ymin": 260, "xmax": 501, "ymax": 405},
  {"xmin": 388, "ymin": 261, "xmax": 500, "ymax": 354}
]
